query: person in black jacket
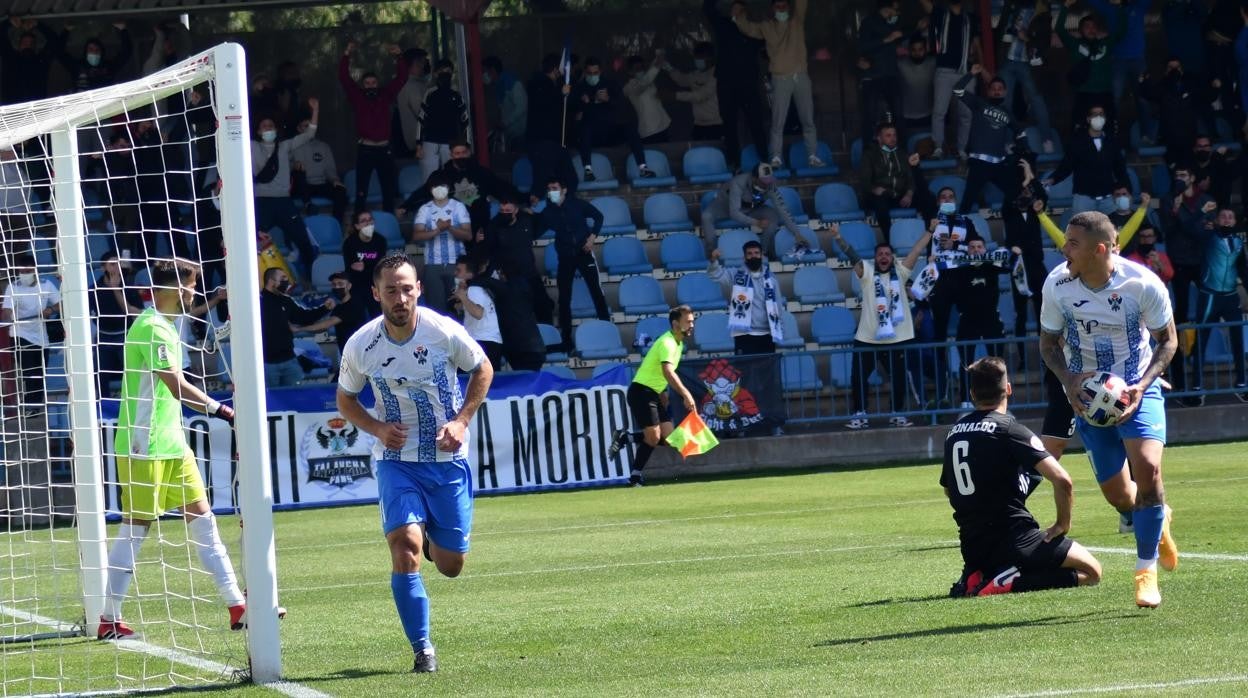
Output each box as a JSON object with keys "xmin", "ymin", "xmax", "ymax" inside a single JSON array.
[
  {"xmin": 416, "ymin": 60, "xmax": 469, "ymax": 190},
  {"xmin": 857, "ymin": 0, "xmax": 906, "ymax": 146},
  {"xmin": 540, "ymin": 176, "xmax": 609, "ymax": 346},
  {"xmin": 259, "ymin": 267, "xmax": 334, "ymax": 387},
  {"xmin": 1043, "ymin": 104, "xmax": 1128, "ymax": 215},
  {"xmin": 526, "ymin": 53, "xmax": 569, "ymax": 147},
  {"xmin": 703, "ymin": 0, "xmax": 767, "ymax": 166},
  {"xmin": 342, "ymin": 210, "xmax": 388, "ymax": 316},
  {"xmin": 572, "ymin": 58, "xmax": 655, "ymax": 182},
  {"xmin": 399, "ymin": 141, "xmax": 513, "ymax": 250},
  {"xmin": 1139, "ymin": 57, "xmax": 1215, "ymax": 168},
  {"xmin": 0, "ymin": 17, "xmax": 56, "ymax": 103},
  {"xmin": 956, "ymin": 67, "xmax": 1024, "ymax": 213},
  {"xmin": 57, "ymin": 22, "xmax": 132, "ymax": 92},
  {"xmin": 1004, "ymin": 158, "xmax": 1050, "ymax": 365},
  {"xmin": 484, "ymin": 192, "xmax": 554, "ymax": 324}
]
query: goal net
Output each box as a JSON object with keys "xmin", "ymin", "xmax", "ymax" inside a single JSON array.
[{"xmin": 0, "ymin": 43, "xmax": 281, "ymax": 695}]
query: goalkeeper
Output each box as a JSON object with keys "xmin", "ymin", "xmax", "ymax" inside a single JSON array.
[{"xmin": 100, "ymin": 259, "xmax": 243, "ymax": 640}]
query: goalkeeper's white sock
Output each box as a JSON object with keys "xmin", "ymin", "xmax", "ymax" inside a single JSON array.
[
  {"xmin": 105, "ymin": 523, "xmax": 150, "ymax": 621},
  {"xmin": 188, "ymin": 514, "xmax": 245, "ymax": 607}
]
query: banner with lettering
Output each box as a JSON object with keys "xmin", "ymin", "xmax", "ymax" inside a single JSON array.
[
  {"xmin": 97, "ymin": 367, "xmax": 637, "ymax": 514},
  {"xmin": 671, "ymin": 355, "xmax": 786, "ymax": 436}
]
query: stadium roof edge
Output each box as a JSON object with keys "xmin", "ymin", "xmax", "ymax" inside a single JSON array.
[{"xmin": 0, "ymin": 0, "xmax": 398, "ymax": 20}]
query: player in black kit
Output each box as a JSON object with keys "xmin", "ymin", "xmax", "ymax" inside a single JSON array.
[{"xmin": 942, "ymin": 356, "xmax": 1102, "ymax": 596}]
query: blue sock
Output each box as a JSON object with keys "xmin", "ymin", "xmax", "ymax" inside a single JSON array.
[
  {"xmin": 1133, "ymin": 505, "xmax": 1165, "ymax": 562},
  {"xmin": 390, "ymin": 572, "xmax": 431, "ymax": 652}
]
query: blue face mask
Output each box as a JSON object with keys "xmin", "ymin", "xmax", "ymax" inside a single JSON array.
[
  {"xmin": 775, "ymin": 11, "xmax": 790, "ymax": 22},
  {"xmin": 694, "ymin": 59, "xmax": 708, "ymax": 71},
  {"xmin": 585, "ymin": 74, "xmax": 600, "ymax": 87},
  {"xmin": 939, "ymin": 202, "xmax": 956, "ymax": 215},
  {"xmin": 881, "ymin": 144, "xmax": 896, "ymax": 153}
]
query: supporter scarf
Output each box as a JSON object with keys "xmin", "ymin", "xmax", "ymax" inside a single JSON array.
[
  {"xmin": 727, "ymin": 266, "xmax": 783, "ymax": 342},
  {"xmin": 873, "ymin": 266, "xmax": 905, "ymax": 341}
]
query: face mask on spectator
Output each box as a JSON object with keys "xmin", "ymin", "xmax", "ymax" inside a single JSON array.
[
  {"xmin": 1089, "ymin": 115, "xmax": 1106, "ymax": 132},
  {"xmin": 939, "ymin": 201, "xmax": 956, "ymax": 215},
  {"xmin": 586, "ymin": 74, "xmax": 600, "ymax": 86},
  {"xmin": 1115, "ymin": 195, "xmax": 1131, "ymax": 212},
  {"xmin": 774, "ymin": 11, "xmax": 790, "ymax": 22},
  {"xmin": 886, "ymin": 14, "xmax": 899, "ymax": 25},
  {"xmin": 500, "ymin": 206, "xmax": 517, "ymax": 219},
  {"xmin": 694, "ymin": 59, "xmax": 707, "ymax": 71},
  {"xmin": 1195, "ymin": 149, "xmax": 1212, "ymax": 163},
  {"xmin": 332, "ymin": 287, "xmax": 348, "ymax": 300},
  {"xmin": 1137, "ymin": 242, "xmax": 1155, "ymax": 256},
  {"xmin": 359, "ymin": 224, "xmax": 375, "ymax": 240},
  {"xmin": 277, "ymin": 279, "xmax": 291, "ymax": 293},
  {"xmin": 17, "ymin": 272, "xmax": 35, "ymax": 286},
  {"xmin": 436, "ymin": 72, "xmax": 452, "ymax": 87},
  {"xmin": 431, "ymin": 186, "xmax": 449, "ymax": 201},
  {"xmin": 1218, "ymin": 225, "xmax": 1237, "ymax": 237},
  {"xmin": 744, "ymin": 257, "xmax": 763, "ymax": 271},
  {"xmin": 260, "ymin": 130, "xmax": 276, "ymax": 143},
  {"xmin": 86, "ymin": 52, "xmax": 102, "ymax": 67},
  {"xmin": 881, "ymin": 144, "xmax": 896, "ymax": 153},
  {"xmin": 482, "ymin": 73, "xmax": 493, "ymax": 85},
  {"xmin": 547, "ymin": 189, "xmax": 563, "ymax": 204},
  {"xmin": 1173, "ymin": 177, "xmax": 1190, "ymax": 193},
  {"xmin": 364, "ymin": 88, "xmax": 379, "ymax": 99}
]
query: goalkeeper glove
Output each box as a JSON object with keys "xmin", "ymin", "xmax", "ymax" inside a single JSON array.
[{"xmin": 207, "ymin": 400, "xmax": 235, "ymax": 424}]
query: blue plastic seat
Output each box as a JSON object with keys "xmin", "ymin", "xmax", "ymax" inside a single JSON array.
[
  {"xmin": 849, "ymin": 138, "xmax": 863, "ymax": 170},
  {"xmin": 575, "ymin": 319, "xmax": 628, "ymax": 359},
  {"xmin": 1214, "ymin": 117, "xmax": 1243, "ymax": 152},
  {"xmin": 693, "ymin": 312, "xmax": 734, "ymax": 353},
  {"xmin": 832, "ymin": 221, "xmax": 879, "ymax": 261},
  {"xmin": 777, "ymin": 186, "xmax": 810, "ymax": 224},
  {"xmin": 777, "ymin": 311, "xmax": 805, "ymax": 349},
  {"xmin": 699, "ymin": 189, "xmax": 744, "ymax": 232},
  {"xmin": 570, "ymin": 276, "xmax": 608, "ymax": 318},
  {"xmin": 1149, "ymin": 163, "xmax": 1171, "ymax": 201},
  {"xmin": 788, "ymin": 141, "xmax": 839, "ymax": 178},
  {"xmin": 1130, "ymin": 122, "xmax": 1165, "ymax": 158},
  {"xmin": 542, "ymin": 365, "xmax": 577, "ymax": 379},
  {"xmin": 676, "ymin": 272, "xmax": 727, "ymax": 311},
  {"xmin": 1024, "ymin": 126, "xmax": 1064, "ymax": 164},
  {"xmin": 305, "ymin": 214, "xmax": 343, "ymax": 254},
  {"xmin": 627, "ymin": 149, "xmax": 678, "ymax": 188},
  {"xmin": 775, "ymin": 227, "xmax": 826, "ymax": 264},
  {"xmin": 683, "ymin": 146, "xmax": 732, "ymax": 184},
  {"xmin": 1043, "ymin": 249, "xmax": 1066, "ymax": 271},
  {"xmin": 539, "ymin": 323, "xmax": 567, "ymax": 361},
  {"xmin": 781, "ymin": 354, "xmax": 823, "ymax": 391},
  {"xmin": 371, "ymin": 210, "xmax": 405, "ymax": 249},
  {"xmin": 544, "ymin": 244, "xmax": 559, "ymax": 277},
  {"xmin": 829, "ymin": 350, "xmax": 854, "ymax": 388},
  {"xmin": 344, "ymin": 169, "xmax": 383, "ymax": 205},
  {"xmin": 888, "ymin": 218, "xmax": 927, "ymax": 255},
  {"xmin": 716, "ymin": 229, "xmax": 760, "ymax": 267},
  {"xmin": 928, "ymin": 175, "xmax": 966, "ymax": 204},
  {"xmin": 45, "ymin": 350, "xmax": 67, "ymax": 392},
  {"xmin": 398, "ymin": 163, "xmax": 425, "ymax": 198},
  {"xmin": 619, "ymin": 276, "xmax": 667, "ymax": 315},
  {"xmin": 660, "ymin": 233, "xmax": 708, "ymax": 272},
  {"xmin": 793, "ymin": 267, "xmax": 845, "ymax": 306},
  {"xmin": 907, "ymin": 132, "xmax": 956, "ymax": 169},
  {"xmin": 575, "ymin": 152, "xmax": 621, "ymax": 191},
  {"xmin": 740, "ymin": 144, "xmax": 791, "ymax": 178},
  {"xmin": 644, "ymin": 192, "xmax": 694, "ymax": 233},
  {"xmin": 815, "ymin": 183, "xmax": 865, "ymax": 223},
  {"xmin": 310, "ymin": 254, "xmax": 343, "ymax": 292},
  {"xmin": 1204, "ymin": 327, "xmax": 1233, "ymax": 365},
  {"xmin": 591, "ymin": 196, "xmax": 637, "ymax": 236},
  {"xmin": 1042, "ymin": 171, "xmax": 1074, "ymax": 209},
  {"xmin": 602, "ymin": 237, "xmax": 654, "ymax": 276},
  {"xmin": 293, "ymin": 338, "xmax": 332, "ymax": 378},
  {"xmin": 634, "ymin": 316, "xmax": 671, "ymax": 353},
  {"xmin": 511, "ymin": 157, "xmax": 532, "ymax": 194},
  {"xmin": 811, "ymin": 306, "xmax": 857, "ymax": 345}
]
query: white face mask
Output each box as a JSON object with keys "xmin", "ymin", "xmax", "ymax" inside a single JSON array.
[
  {"xmin": 939, "ymin": 201, "xmax": 956, "ymax": 215},
  {"xmin": 431, "ymin": 185, "xmax": 449, "ymax": 200},
  {"xmin": 359, "ymin": 223, "xmax": 375, "ymax": 240},
  {"xmin": 18, "ymin": 272, "xmax": 35, "ymax": 286},
  {"xmin": 775, "ymin": 11, "xmax": 790, "ymax": 22},
  {"xmin": 547, "ymin": 189, "xmax": 563, "ymax": 204},
  {"xmin": 86, "ymin": 52, "xmax": 102, "ymax": 67},
  {"xmin": 260, "ymin": 130, "xmax": 277, "ymax": 143},
  {"xmin": 1089, "ymin": 116, "xmax": 1106, "ymax": 132},
  {"xmin": 1115, "ymin": 195, "xmax": 1132, "ymax": 212}
]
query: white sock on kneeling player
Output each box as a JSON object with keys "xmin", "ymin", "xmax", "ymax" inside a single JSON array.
[
  {"xmin": 105, "ymin": 523, "xmax": 150, "ymax": 620},
  {"xmin": 188, "ymin": 514, "xmax": 245, "ymax": 607}
]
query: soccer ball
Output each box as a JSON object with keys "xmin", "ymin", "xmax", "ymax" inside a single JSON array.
[{"xmin": 1080, "ymin": 372, "xmax": 1130, "ymax": 427}]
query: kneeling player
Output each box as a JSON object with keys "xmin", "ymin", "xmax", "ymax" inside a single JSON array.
[{"xmin": 943, "ymin": 357, "xmax": 1102, "ymax": 597}]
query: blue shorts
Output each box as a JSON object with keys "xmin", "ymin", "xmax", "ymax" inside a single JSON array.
[
  {"xmin": 1076, "ymin": 383, "xmax": 1166, "ymax": 484},
  {"xmin": 377, "ymin": 458, "xmax": 474, "ymax": 553}
]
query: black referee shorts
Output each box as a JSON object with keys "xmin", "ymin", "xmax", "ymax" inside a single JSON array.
[
  {"xmin": 1041, "ymin": 367, "xmax": 1075, "ymax": 441},
  {"xmin": 627, "ymin": 383, "xmax": 669, "ymax": 429}
]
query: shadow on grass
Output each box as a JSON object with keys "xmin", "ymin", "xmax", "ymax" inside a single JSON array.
[
  {"xmin": 295, "ymin": 667, "xmax": 397, "ymax": 682},
  {"xmin": 844, "ymin": 594, "xmax": 951, "ymax": 608},
  {"xmin": 813, "ymin": 610, "xmax": 1142, "ymax": 647}
]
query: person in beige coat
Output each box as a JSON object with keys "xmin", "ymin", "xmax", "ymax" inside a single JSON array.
[{"xmin": 664, "ymin": 42, "xmax": 723, "ymax": 141}]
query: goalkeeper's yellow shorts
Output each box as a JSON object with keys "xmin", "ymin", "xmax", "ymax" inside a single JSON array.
[{"xmin": 117, "ymin": 452, "xmax": 208, "ymax": 521}]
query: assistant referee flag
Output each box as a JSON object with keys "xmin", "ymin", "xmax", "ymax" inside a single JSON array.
[{"xmin": 666, "ymin": 412, "xmax": 719, "ymax": 459}]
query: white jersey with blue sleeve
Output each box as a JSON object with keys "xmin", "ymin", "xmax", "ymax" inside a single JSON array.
[
  {"xmin": 338, "ymin": 308, "xmax": 488, "ymax": 463},
  {"xmin": 1039, "ymin": 256, "xmax": 1173, "ymax": 385}
]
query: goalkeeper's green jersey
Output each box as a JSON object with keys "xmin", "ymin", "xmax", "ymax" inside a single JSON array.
[{"xmin": 115, "ymin": 308, "xmax": 187, "ymax": 459}]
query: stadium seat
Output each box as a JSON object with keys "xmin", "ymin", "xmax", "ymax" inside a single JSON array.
[
  {"xmin": 683, "ymin": 146, "xmax": 732, "ymax": 184},
  {"xmin": 928, "ymin": 175, "xmax": 966, "ymax": 204},
  {"xmin": 618, "ymin": 276, "xmax": 668, "ymax": 315},
  {"xmin": 811, "ymin": 306, "xmax": 857, "ymax": 345},
  {"xmin": 1043, "ymin": 249, "xmax": 1066, "ymax": 271},
  {"xmin": 781, "ymin": 354, "xmax": 823, "ymax": 392},
  {"xmin": 81, "ymin": 186, "xmax": 106, "ymax": 224},
  {"xmin": 829, "ymin": 350, "xmax": 854, "ymax": 388},
  {"xmin": 575, "ymin": 319, "xmax": 628, "ymax": 359},
  {"xmin": 570, "ymin": 276, "xmax": 606, "ymax": 318},
  {"xmin": 293, "ymin": 338, "xmax": 332, "ymax": 378},
  {"xmin": 591, "ymin": 196, "xmax": 637, "ymax": 237},
  {"xmin": 832, "ymin": 221, "xmax": 878, "ymax": 261},
  {"xmin": 544, "ymin": 244, "xmax": 558, "ymax": 277},
  {"xmin": 644, "ymin": 192, "xmax": 694, "ymax": 233},
  {"xmin": 1130, "ymin": 122, "xmax": 1165, "ymax": 158},
  {"xmin": 1214, "ymin": 117, "xmax": 1243, "ymax": 152},
  {"xmin": 1024, "ymin": 126, "xmax": 1064, "ymax": 164},
  {"xmin": 788, "ymin": 141, "xmax": 839, "ymax": 178},
  {"xmin": 793, "ymin": 266, "xmax": 846, "ymax": 305},
  {"xmin": 1203, "ymin": 327, "xmax": 1233, "ymax": 365},
  {"xmin": 305, "ymin": 215, "xmax": 343, "ymax": 254},
  {"xmin": 660, "ymin": 233, "xmax": 709, "ymax": 272},
  {"xmin": 676, "ymin": 272, "xmax": 727, "ymax": 311},
  {"xmin": 814, "ymin": 183, "xmax": 865, "ymax": 223},
  {"xmin": 907, "ymin": 132, "xmax": 956, "ymax": 169},
  {"xmin": 539, "ymin": 323, "xmax": 568, "ymax": 361},
  {"xmin": 693, "ymin": 311, "xmax": 734, "ymax": 353},
  {"xmin": 716, "ymin": 229, "xmax": 760, "ymax": 267},
  {"xmin": 634, "ymin": 316, "xmax": 671, "ymax": 353},
  {"xmin": 542, "ymin": 365, "xmax": 577, "ymax": 379},
  {"xmin": 575, "ymin": 152, "xmax": 620, "ymax": 191},
  {"xmin": 45, "ymin": 350, "xmax": 67, "ymax": 393},
  {"xmin": 310, "ymin": 254, "xmax": 343, "ymax": 292},
  {"xmin": 699, "ymin": 190, "xmax": 745, "ymax": 232},
  {"xmin": 511, "ymin": 156, "xmax": 532, "ymax": 194},
  {"xmin": 344, "ymin": 169, "xmax": 383, "ymax": 206},
  {"xmin": 740, "ymin": 144, "xmax": 791, "ymax": 178},
  {"xmin": 592, "ymin": 361, "xmax": 633, "ymax": 381},
  {"xmin": 889, "ymin": 218, "xmax": 928, "ymax": 255},
  {"xmin": 602, "ymin": 237, "xmax": 653, "ymax": 276},
  {"xmin": 775, "ymin": 227, "xmax": 827, "ymax": 264},
  {"xmin": 777, "ymin": 186, "xmax": 810, "ymax": 224},
  {"xmin": 777, "ymin": 311, "xmax": 805, "ymax": 349},
  {"xmin": 1149, "ymin": 163, "xmax": 1171, "ymax": 201},
  {"xmin": 1043, "ymin": 170, "xmax": 1074, "ymax": 210},
  {"xmin": 849, "ymin": 138, "xmax": 863, "ymax": 170},
  {"xmin": 967, "ymin": 213, "xmax": 990, "ymax": 240},
  {"xmin": 1126, "ymin": 167, "xmax": 1141, "ymax": 197},
  {"xmin": 627, "ymin": 149, "xmax": 678, "ymax": 188},
  {"xmin": 398, "ymin": 163, "xmax": 425, "ymax": 198},
  {"xmin": 371, "ymin": 211, "xmax": 404, "ymax": 249}
]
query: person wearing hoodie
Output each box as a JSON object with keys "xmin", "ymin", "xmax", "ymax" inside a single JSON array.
[
  {"xmin": 342, "ymin": 210, "xmax": 389, "ymax": 316},
  {"xmin": 622, "ymin": 54, "xmax": 672, "ymax": 144},
  {"xmin": 416, "ymin": 59, "xmax": 470, "ymax": 191},
  {"xmin": 664, "ymin": 42, "xmax": 724, "ymax": 141},
  {"xmin": 339, "ymin": 41, "xmax": 408, "ymax": 215},
  {"xmin": 290, "ymin": 116, "xmax": 348, "ymax": 223},
  {"xmin": 56, "ymin": 21, "xmax": 132, "ymax": 92},
  {"xmin": 397, "ymin": 48, "xmax": 431, "ymax": 159},
  {"xmin": 954, "ymin": 67, "xmax": 1025, "ymax": 214},
  {"xmin": 0, "ymin": 16, "xmax": 57, "ymax": 103}
]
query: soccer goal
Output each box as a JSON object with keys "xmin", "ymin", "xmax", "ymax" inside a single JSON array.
[{"xmin": 0, "ymin": 43, "xmax": 280, "ymax": 694}]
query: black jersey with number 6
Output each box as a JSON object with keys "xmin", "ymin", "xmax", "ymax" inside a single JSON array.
[{"xmin": 940, "ymin": 410, "xmax": 1050, "ymax": 539}]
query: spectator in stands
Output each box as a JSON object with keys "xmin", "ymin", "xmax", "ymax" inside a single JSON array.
[
  {"xmin": 451, "ymin": 255, "xmax": 504, "ymax": 371},
  {"xmin": 1193, "ymin": 207, "xmax": 1248, "ymax": 399},
  {"xmin": 259, "ymin": 267, "xmax": 334, "ymax": 387},
  {"xmin": 1043, "ymin": 104, "xmax": 1128, "ymax": 215},
  {"xmin": 400, "ymin": 140, "xmax": 511, "ymax": 251},
  {"xmin": 1056, "ymin": 0, "xmax": 1126, "ymax": 133},
  {"xmin": 1107, "ymin": 185, "xmax": 1152, "ymax": 237},
  {"xmin": 483, "ymin": 55, "xmax": 527, "ymax": 150},
  {"xmin": 665, "ymin": 43, "xmax": 723, "ymax": 141},
  {"xmin": 1162, "ymin": 0, "xmax": 1207, "ymax": 81},
  {"xmin": 339, "ymin": 41, "xmax": 407, "ymax": 215},
  {"xmin": 997, "ymin": 1, "xmax": 1054, "ymax": 150},
  {"xmin": 732, "ymin": 0, "xmax": 825, "ymax": 169},
  {"xmin": 483, "ymin": 191, "xmax": 554, "ymax": 325},
  {"xmin": 926, "ymin": 0, "xmax": 980, "ymax": 160},
  {"xmin": 57, "ymin": 21, "xmax": 131, "ymax": 92},
  {"xmin": 90, "ymin": 252, "xmax": 142, "ymax": 396},
  {"xmin": 251, "ymin": 98, "xmax": 319, "ymax": 283},
  {"xmin": 0, "ymin": 147, "xmax": 31, "ymax": 250},
  {"xmin": 0, "ymin": 16, "xmax": 56, "ymax": 102},
  {"xmin": 573, "ymin": 57, "xmax": 656, "ymax": 182},
  {"xmin": 1088, "ymin": 0, "xmax": 1148, "ymax": 132},
  {"xmin": 272, "ymin": 60, "xmax": 303, "ymax": 137},
  {"xmin": 702, "ymin": 0, "xmax": 767, "ymax": 168},
  {"xmin": 956, "ymin": 66, "xmax": 1024, "ymax": 214},
  {"xmin": 861, "ymin": 123, "xmax": 914, "ymax": 244},
  {"xmin": 830, "ymin": 223, "xmax": 931, "ymax": 429},
  {"xmin": 290, "ymin": 271, "xmax": 367, "ymax": 367},
  {"xmin": 1164, "ymin": 162, "xmax": 1216, "ymax": 400},
  {"xmin": 707, "ymin": 240, "xmax": 786, "ymax": 355},
  {"xmin": 898, "ymin": 34, "xmax": 936, "ymax": 135},
  {"xmin": 342, "ymin": 210, "xmax": 388, "ymax": 316},
  {"xmin": 1190, "ymin": 136, "xmax": 1236, "ymax": 208},
  {"xmin": 541, "ymin": 176, "xmax": 609, "ymax": 348},
  {"xmin": 251, "ymin": 74, "xmax": 278, "ymax": 120},
  {"xmin": 101, "ymin": 129, "xmax": 143, "ymax": 258},
  {"xmin": 526, "ymin": 53, "xmax": 569, "ymax": 149},
  {"xmin": 472, "ymin": 250, "xmax": 547, "ymax": 372},
  {"xmin": 623, "ymin": 54, "xmax": 672, "ymax": 144},
  {"xmin": 1, "ymin": 253, "xmax": 59, "ymax": 413},
  {"xmin": 290, "ymin": 116, "xmax": 348, "ymax": 223},
  {"xmin": 397, "ymin": 48, "xmax": 430, "ymax": 161},
  {"xmin": 857, "ymin": 0, "xmax": 905, "ymax": 145},
  {"xmin": 1139, "ymin": 58, "xmax": 1214, "ymax": 167},
  {"xmin": 950, "ymin": 233, "xmax": 1016, "ymax": 407},
  {"xmin": 411, "ymin": 172, "xmax": 472, "ymax": 316},
  {"xmin": 920, "ymin": 187, "xmax": 973, "ymax": 404},
  {"xmin": 700, "ymin": 162, "xmax": 800, "ymax": 257},
  {"xmin": 141, "ymin": 23, "xmax": 189, "ymax": 76},
  {"xmin": 417, "ymin": 59, "xmax": 470, "ymax": 189},
  {"xmin": 1122, "ymin": 223, "xmax": 1174, "ymax": 284},
  {"xmin": 131, "ymin": 118, "xmax": 181, "ymax": 259},
  {"xmin": 1005, "ymin": 161, "xmax": 1051, "ymax": 362}
]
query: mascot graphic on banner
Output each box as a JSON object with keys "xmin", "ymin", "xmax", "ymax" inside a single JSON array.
[
  {"xmin": 698, "ymin": 358, "xmax": 764, "ymax": 431},
  {"xmin": 299, "ymin": 416, "xmax": 378, "ymax": 497}
]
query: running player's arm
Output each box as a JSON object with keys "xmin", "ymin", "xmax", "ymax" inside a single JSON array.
[{"xmin": 437, "ymin": 323, "xmax": 494, "ymax": 451}]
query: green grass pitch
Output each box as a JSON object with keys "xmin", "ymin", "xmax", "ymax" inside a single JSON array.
[{"xmin": 7, "ymin": 441, "xmax": 1248, "ymax": 696}]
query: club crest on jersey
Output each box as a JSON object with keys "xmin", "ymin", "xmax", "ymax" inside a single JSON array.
[
  {"xmin": 299, "ymin": 416, "xmax": 376, "ymax": 492},
  {"xmin": 413, "ymin": 345, "xmax": 429, "ymax": 364},
  {"xmin": 1107, "ymin": 293, "xmax": 1123, "ymax": 312}
]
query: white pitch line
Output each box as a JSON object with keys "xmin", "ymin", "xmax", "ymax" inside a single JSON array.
[
  {"xmin": 1085, "ymin": 546, "xmax": 1248, "ymax": 562},
  {"xmin": 0, "ymin": 604, "xmax": 332, "ymax": 698},
  {"xmin": 997, "ymin": 674, "xmax": 1248, "ymax": 697}
]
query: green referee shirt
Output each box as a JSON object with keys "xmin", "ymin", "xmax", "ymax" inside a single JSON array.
[
  {"xmin": 115, "ymin": 308, "xmax": 187, "ymax": 459},
  {"xmin": 633, "ymin": 330, "xmax": 683, "ymax": 394}
]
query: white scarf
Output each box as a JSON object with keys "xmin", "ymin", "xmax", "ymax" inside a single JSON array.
[
  {"xmin": 728, "ymin": 265, "xmax": 783, "ymax": 341},
  {"xmin": 873, "ymin": 266, "xmax": 905, "ymax": 341}
]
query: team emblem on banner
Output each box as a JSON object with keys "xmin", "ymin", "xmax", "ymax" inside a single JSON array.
[
  {"xmin": 676, "ymin": 355, "xmax": 785, "ymax": 434},
  {"xmin": 299, "ymin": 416, "xmax": 376, "ymax": 490},
  {"xmin": 698, "ymin": 359, "xmax": 762, "ymax": 428}
]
